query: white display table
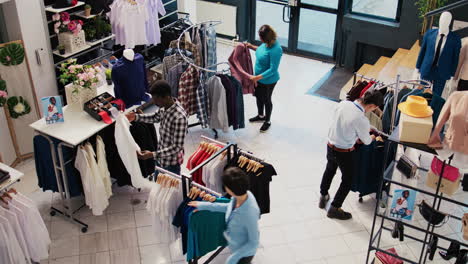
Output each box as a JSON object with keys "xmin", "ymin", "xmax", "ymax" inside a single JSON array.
[{"xmin": 0, "ymin": 162, "xmax": 24, "ymax": 192}]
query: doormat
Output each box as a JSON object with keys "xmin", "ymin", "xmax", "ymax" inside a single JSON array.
[{"xmin": 307, "ymin": 66, "xmax": 353, "ymax": 102}]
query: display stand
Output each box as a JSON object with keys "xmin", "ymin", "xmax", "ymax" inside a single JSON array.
[
  {"xmin": 29, "ymin": 85, "xmax": 138, "ymax": 233},
  {"xmin": 0, "ymin": 162, "xmax": 24, "ymax": 192},
  {"xmin": 365, "ymin": 75, "xmax": 468, "ymax": 264}
]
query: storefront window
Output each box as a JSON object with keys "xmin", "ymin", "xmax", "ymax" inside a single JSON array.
[{"xmin": 351, "ymin": 0, "xmax": 400, "ymax": 20}]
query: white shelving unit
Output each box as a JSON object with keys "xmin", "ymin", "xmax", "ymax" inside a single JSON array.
[
  {"xmin": 53, "ymin": 44, "xmax": 92, "ymax": 58},
  {"xmin": 87, "ymin": 34, "xmax": 115, "ymax": 46},
  {"xmin": 74, "ymin": 10, "xmax": 97, "ymax": 19},
  {"xmin": 45, "ymin": 1, "xmax": 85, "ymax": 13}
]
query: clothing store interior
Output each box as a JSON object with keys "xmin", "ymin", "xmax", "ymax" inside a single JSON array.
[{"xmin": 1, "ymin": 0, "xmax": 468, "ymax": 263}]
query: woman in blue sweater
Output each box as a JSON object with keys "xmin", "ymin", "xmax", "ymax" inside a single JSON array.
[
  {"xmin": 188, "ymin": 167, "xmax": 260, "ymax": 264},
  {"xmin": 246, "ymin": 25, "xmax": 283, "ymax": 132}
]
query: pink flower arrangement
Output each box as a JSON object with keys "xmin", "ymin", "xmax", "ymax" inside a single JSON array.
[
  {"xmin": 0, "ymin": 90, "xmax": 7, "ymax": 98},
  {"xmin": 59, "ymin": 59, "xmax": 101, "ymax": 90},
  {"xmin": 52, "ymin": 12, "xmax": 83, "ymax": 35}
]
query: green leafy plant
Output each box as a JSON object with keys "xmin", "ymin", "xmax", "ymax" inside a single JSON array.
[
  {"xmin": 57, "ymin": 44, "xmax": 65, "ymax": 50},
  {"xmin": 0, "ymin": 79, "xmax": 7, "ymax": 107},
  {"xmin": 416, "ymin": 0, "xmax": 448, "ymax": 18},
  {"xmin": 84, "ymin": 4, "xmax": 91, "ymax": 9},
  {"xmin": 7, "ymin": 96, "xmax": 31, "ymax": 119},
  {"xmin": 0, "ymin": 43, "xmax": 25, "ymax": 66},
  {"xmin": 105, "ymin": 69, "xmax": 112, "ymax": 80},
  {"xmin": 85, "ymin": 27, "xmax": 97, "ymax": 41}
]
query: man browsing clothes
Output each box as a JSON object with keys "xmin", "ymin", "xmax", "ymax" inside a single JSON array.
[
  {"xmin": 319, "ymin": 90, "xmax": 383, "ymax": 220},
  {"xmin": 126, "ymin": 80, "xmax": 188, "ymax": 175}
]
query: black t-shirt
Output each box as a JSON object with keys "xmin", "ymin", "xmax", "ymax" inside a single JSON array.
[{"xmin": 227, "ymin": 156, "xmax": 277, "ymax": 214}]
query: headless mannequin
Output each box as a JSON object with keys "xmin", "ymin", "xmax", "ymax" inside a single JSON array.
[
  {"xmin": 414, "ymin": 12, "xmax": 452, "ymax": 79},
  {"xmin": 453, "ymin": 37, "xmax": 468, "ymax": 91},
  {"xmin": 123, "ymin": 49, "xmax": 135, "ymax": 61}
]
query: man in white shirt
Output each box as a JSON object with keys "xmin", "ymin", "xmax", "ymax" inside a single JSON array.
[{"xmin": 319, "ymin": 90, "xmax": 383, "ymax": 220}]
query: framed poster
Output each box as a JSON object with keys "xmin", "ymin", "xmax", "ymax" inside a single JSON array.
[
  {"xmin": 41, "ymin": 96, "xmax": 64, "ymax": 124},
  {"xmin": 389, "ymin": 189, "xmax": 417, "ymax": 221}
]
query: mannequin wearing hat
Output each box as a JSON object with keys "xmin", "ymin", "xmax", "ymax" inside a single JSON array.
[
  {"xmin": 428, "ymin": 91, "xmax": 468, "ymax": 155},
  {"xmin": 414, "ymin": 12, "xmax": 462, "ymax": 96}
]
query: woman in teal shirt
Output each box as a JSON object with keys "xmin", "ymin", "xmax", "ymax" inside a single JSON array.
[
  {"xmin": 246, "ymin": 25, "xmax": 283, "ymax": 132},
  {"xmin": 188, "ymin": 167, "xmax": 260, "ymax": 264}
]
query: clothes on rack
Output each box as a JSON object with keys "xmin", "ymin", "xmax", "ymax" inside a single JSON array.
[
  {"xmin": 0, "ymin": 191, "xmax": 50, "ymax": 263},
  {"xmin": 172, "ymin": 194, "xmax": 229, "ymax": 261},
  {"xmin": 186, "ymin": 142, "xmax": 225, "ymax": 186},
  {"xmin": 112, "ymin": 53, "xmax": 151, "ymax": 107},
  {"xmin": 108, "ymin": 0, "xmax": 166, "ymax": 48},
  {"xmin": 229, "ymin": 43, "xmax": 255, "ymax": 95},
  {"xmin": 147, "ymin": 174, "xmax": 183, "ymax": 244},
  {"xmin": 228, "ymin": 153, "xmax": 277, "ymax": 215},
  {"xmin": 75, "ymin": 142, "xmax": 111, "ymax": 216},
  {"xmin": 33, "ymin": 135, "xmax": 83, "ymax": 197},
  {"xmin": 169, "ymin": 39, "xmax": 202, "ymax": 68},
  {"xmin": 382, "ymin": 87, "xmax": 413, "ymax": 133},
  {"xmin": 179, "ymin": 65, "xmax": 200, "ymax": 116}
]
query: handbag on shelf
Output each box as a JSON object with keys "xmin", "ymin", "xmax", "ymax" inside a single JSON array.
[
  {"xmin": 418, "ymin": 200, "xmax": 448, "ymax": 226},
  {"xmin": 396, "ymin": 155, "xmax": 417, "ymax": 179},
  {"xmin": 431, "ymin": 157, "xmax": 460, "ymax": 182},
  {"xmin": 426, "ymin": 170, "xmax": 461, "ymax": 196}
]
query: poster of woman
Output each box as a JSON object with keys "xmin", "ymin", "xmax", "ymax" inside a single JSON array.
[
  {"xmin": 41, "ymin": 96, "xmax": 64, "ymax": 124},
  {"xmin": 390, "ymin": 189, "xmax": 417, "ymax": 221}
]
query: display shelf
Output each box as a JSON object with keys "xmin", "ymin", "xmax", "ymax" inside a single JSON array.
[
  {"xmin": 388, "ymin": 126, "xmax": 437, "ymax": 155},
  {"xmin": 0, "ymin": 162, "xmax": 23, "ymax": 192},
  {"xmin": 53, "ymin": 44, "xmax": 92, "ymax": 58},
  {"xmin": 383, "ymin": 162, "xmax": 468, "ymax": 208},
  {"xmin": 86, "ymin": 34, "xmax": 115, "ymax": 46},
  {"xmin": 74, "ymin": 10, "xmax": 97, "ymax": 19},
  {"xmin": 45, "ymin": 1, "xmax": 85, "ymax": 13},
  {"xmin": 0, "ymin": 0, "xmax": 11, "ymax": 3}
]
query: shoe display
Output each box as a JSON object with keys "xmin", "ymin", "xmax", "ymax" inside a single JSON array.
[
  {"xmin": 249, "ymin": 115, "xmax": 265, "ymax": 123},
  {"xmin": 439, "ymin": 240, "xmax": 461, "ymax": 260},
  {"xmin": 260, "ymin": 122, "xmax": 271, "ymax": 133},
  {"xmin": 318, "ymin": 194, "xmax": 330, "ymax": 209},
  {"xmin": 327, "ymin": 206, "xmax": 352, "ymax": 220}
]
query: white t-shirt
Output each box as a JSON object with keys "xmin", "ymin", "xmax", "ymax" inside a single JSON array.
[
  {"xmin": 0, "ymin": 207, "xmax": 31, "ymax": 263},
  {"xmin": 0, "ymin": 215, "xmax": 27, "ymax": 264}
]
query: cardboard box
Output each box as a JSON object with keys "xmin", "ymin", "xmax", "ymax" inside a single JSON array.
[{"xmin": 399, "ymin": 113, "xmax": 433, "ymax": 144}]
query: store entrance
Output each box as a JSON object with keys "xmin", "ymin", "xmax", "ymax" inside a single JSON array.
[{"xmin": 251, "ymin": 0, "xmax": 341, "ymax": 60}]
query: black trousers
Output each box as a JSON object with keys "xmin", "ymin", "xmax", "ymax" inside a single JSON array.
[
  {"xmin": 320, "ymin": 145, "xmax": 355, "ymax": 208},
  {"xmin": 238, "ymin": 256, "xmax": 254, "ymax": 264},
  {"xmin": 255, "ymin": 82, "xmax": 277, "ymax": 122}
]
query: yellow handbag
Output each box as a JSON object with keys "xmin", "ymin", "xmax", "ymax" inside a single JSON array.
[{"xmin": 425, "ymin": 170, "xmax": 461, "ymax": 196}]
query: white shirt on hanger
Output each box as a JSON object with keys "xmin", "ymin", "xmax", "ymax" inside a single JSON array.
[
  {"xmin": 0, "ymin": 206, "xmax": 31, "ymax": 263},
  {"xmin": 97, "ymin": 136, "xmax": 113, "ymax": 198},
  {"xmin": 0, "ymin": 215, "xmax": 28, "ymax": 264},
  {"xmin": 85, "ymin": 143, "xmax": 110, "ymax": 215}
]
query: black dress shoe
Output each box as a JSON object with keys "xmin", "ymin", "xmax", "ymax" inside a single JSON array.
[
  {"xmin": 249, "ymin": 115, "xmax": 265, "ymax": 123},
  {"xmin": 318, "ymin": 194, "xmax": 330, "ymax": 209},
  {"xmin": 260, "ymin": 122, "xmax": 271, "ymax": 132},
  {"xmin": 327, "ymin": 206, "xmax": 352, "ymax": 220},
  {"xmin": 439, "ymin": 240, "xmax": 461, "ymax": 260}
]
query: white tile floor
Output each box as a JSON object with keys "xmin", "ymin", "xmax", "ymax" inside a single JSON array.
[{"xmin": 12, "ymin": 43, "xmax": 467, "ymax": 264}]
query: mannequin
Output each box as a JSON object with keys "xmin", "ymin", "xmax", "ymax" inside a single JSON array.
[
  {"xmin": 415, "ymin": 12, "xmax": 462, "ymax": 96},
  {"xmin": 453, "ymin": 37, "xmax": 468, "ymax": 91},
  {"xmin": 427, "ymin": 91, "xmax": 468, "ymax": 155},
  {"xmin": 123, "ymin": 49, "xmax": 135, "ymax": 61},
  {"xmin": 112, "ymin": 50, "xmax": 150, "ymax": 107}
]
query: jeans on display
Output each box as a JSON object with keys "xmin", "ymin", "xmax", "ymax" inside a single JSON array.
[
  {"xmin": 238, "ymin": 256, "xmax": 254, "ymax": 264},
  {"xmin": 320, "ymin": 145, "xmax": 355, "ymax": 208},
  {"xmin": 255, "ymin": 82, "xmax": 277, "ymax": 122}
]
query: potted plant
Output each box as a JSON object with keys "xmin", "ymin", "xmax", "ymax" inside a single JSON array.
[
  {"xmin": 59, "ymin": 59, "xmax": 102, "ymax": 105},
  {"xmin": 84, "ymin": 4, "xmax": 92, "ymax": 17},
  {"xmin": 105, "ymin": 69, "xmax": 112, "ymax": 85},
  {"xmin": 52, "ymin": 12, "xmax": 85, "ymax": 53},
  {"xmin": 416, "ymin": 0, "xmax": 448, "ymax": 35},
  {"xmin": 57, "ymin": 44, "xmax": 66, "ymax": 55},
  {"xmin": 85, "ymin": 27, "xmax": 97, "ymax": 42}
]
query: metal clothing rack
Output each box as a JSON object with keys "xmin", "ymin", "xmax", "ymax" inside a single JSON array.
[
  {"xmin": 365, "ymin": 75, "xmax": 467, "ymax": 264},
  {"xmin": 176, "ymin": 21, "xmax": 232, "ymax": 139}
]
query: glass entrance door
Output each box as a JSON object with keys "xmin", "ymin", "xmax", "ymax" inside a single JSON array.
[{"xmin": 252, "ymin": 0, "xmax": 340, "ymax": 59}]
